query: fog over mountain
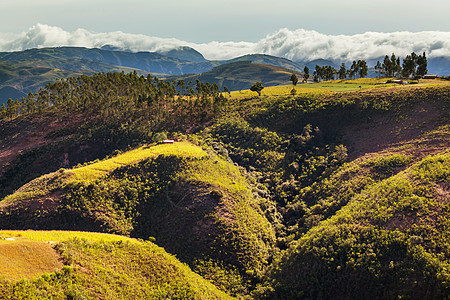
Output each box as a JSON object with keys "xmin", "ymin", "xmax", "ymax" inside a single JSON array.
[{"xmin": 1, "ymin": 24, "xmax": 449, "ymax": 63}]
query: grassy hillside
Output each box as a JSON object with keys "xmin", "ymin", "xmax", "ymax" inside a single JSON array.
[
  {"xmin": 223, "ymin": 54, "xmax": 305, "ymax": 73},
  {"xmin": 0, "ymin": 71, "xmax": 449, "ymax": 298},
  {"xmin": 0, "ymin": 47, "xmax": 215, "ymax": 76},
  {"xmin": 0, "ymin": 142, "xmax": 276, "ymax": 295},
  {"xmin": 0, "ymin": 239, "xmax": 62, "ymax": 281},
  {"xmin": 261, "ymin": 152, "xmax": 450, "ymax": 299},
  {"xmin": 170, "ymin": 61, "xmax": 302, "ymax": 91},
  {"xmin": 228, "ymin": 77, "xmax": 401, "ymax": 99},
  {"xmin": 0, "ymin": 230, "xmax": 232, "ymax": 299},
  {"xmin": 0, "ymin": 59, "xmax": 149, "ymax": 105}
]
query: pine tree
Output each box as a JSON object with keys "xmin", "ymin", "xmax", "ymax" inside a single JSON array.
[
  {"xmin": 349, "ymin": 61, "xmax": 359, "ymax": 79},
  {"xmin": 382, "ymin": 55, "xmax": 391, "ymax": 77},
  {"xmin": 374, "ymin": 61, "xmax": 382, "ymax": 77},
  {"xmin": 315, "ymin": 65, "xmax": 323, "ymax": 82},
  {"xmin": 290, "ymin": 73, "xmax": 299, "ymax": 86},
  {"xmin": 417, "ymin": 52, "xmax": 428, "ymax": 77},
  {"xmin": 402, "ymin": 53, "xmax": 417, "ymax": 78},
  {"xmin": 303, "ymin": 66, "xmax": 310, "ymax": 83},
  {"xmin": 338, "ymin": 63, "xmax": 347, "ymax": 79},
  {"xmin": 357, "ymin": 60, "xmax": 368, "ymax": 78}
]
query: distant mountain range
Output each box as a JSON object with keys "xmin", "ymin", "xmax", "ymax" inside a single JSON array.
[
  {"xmin": 0, "ymin": 47, "xmax": 307, "ymax": 104},
  {"xmin": 0, "ymin": 46, "xmax": 448, "ymax": 104},
  {"xmin": 0, "ymin": 47, "xmax": 214, "ymax": 75}
]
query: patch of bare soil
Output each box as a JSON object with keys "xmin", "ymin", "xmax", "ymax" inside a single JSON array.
[
  {"xmin": 436, "ymin": 182, "xmax": 450, "ymax": 203},
  {"xmin": 165, "ymin": 184, "xmax": 221, "ymax": 242},
  {"xmin": 2, "ymin": 191, "xmax": 62, "ymax": 213},
  {"xmin": 384, "ymin": 215, "xmax": 416, "ymax": 231},
  {"xmin": 0, "ymin": 112, "xmax": 84, "ymax": 173},
  {"xmin": 344, "ymin": 100, "xmax": 449, "ymax": 160}
]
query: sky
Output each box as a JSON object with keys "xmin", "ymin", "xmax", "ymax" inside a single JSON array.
[
  {"xmin": 0, "ymin": 0, "xmax": 449, "ymax": 61},
  {"xmin": 1, "ymin": 0, "xmax": 449, "ymax": 42}
]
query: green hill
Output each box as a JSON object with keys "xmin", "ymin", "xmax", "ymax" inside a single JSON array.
[
  {"xmin": 223, "ymin": 54, "xmax": 305, "ymax": 73},
  {"xmin": 1, "ymin": 46, "xmax": 449, "ymax": 107},
  {"xmin": 0, "ymin": 142, "xmax": 276, "ymax": 295},
  {"xmin": 0, "ymin": 230, "xmax": 232, "ymax": 299},
  {"xmin": 262, "ymin": 152, "xmax": 450, "ymax": 299},
  {"xmin": 0, "ymin": 47, "xmax": 215, "ymax": 76},
  {"xmin": 169, "ymin": 61, "xmax": 302, "ymax": 91},
  {"xmin": 0, "ymin": 47, "xmax": 310, "ymax": 103},
  {"xmin": 158, "ymin": 46, "xmax": 207, "ymax": 62},
  {"xmin": 0, "ymin": 59, "xmax": 148, "ymax": 105},
  {"xmin": 0, "ymin": 71, "xmax": 449, "ymax": 298}
]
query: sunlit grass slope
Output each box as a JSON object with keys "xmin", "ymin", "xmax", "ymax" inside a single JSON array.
[
  {"xmin": 0, "ymin": 230, "xmax": 232, "ymax": 299},
  {"xmin": 68, "ymin": 141, "xmax": 207, "ymax": 182},
  {"xmin": 0, "ymin": 230, "xmax": 136, "ymax": 243},
  {"xmin": 0, "ymin": 231, "xmax": 136, "ymax": 281},
  {"xmin": 0, "ymin": 239, "xmax": 62, "ymax": 281},
  {"xmin": 0, "ymin": 141, "xmax": 275, "ymax": 296},
  {"xmin": 0, "ymin": 141, "xmax": 207, "ymax": 205},
  {"xmin": 61, "ymin": 143, "xmax": 276, "ymax": 294},
  {"xmin": 229, "ymin": 77, "xmax": 449, "ymax": 99}
]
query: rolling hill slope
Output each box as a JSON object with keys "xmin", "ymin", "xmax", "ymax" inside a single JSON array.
[
  {"xmin": 0, "ymin": 230, "xmax": 232, "ymax": 299},
  {"xmin": 1, "ymin": 46, "xmax": 449, "ymax": 106},
  {"xmin": 0, "ymin": 47, "xmax": 215, "ymax": 76},
  {"xmin": 169, "ymin": 61, "xmax": 302, "ymax": 91},
  {"xmin": 0, "ymin": 59, "xmax": 149, "ymax": 106},
  {"xmin": 0, "ymin": 73, "xmax": 449, "ymax": 298},
  {"xmin": 0, "ymin": 48, "xmax": 310, "ymax": 103},
  {"xmin": 263, "ymin": 152, "xmax": 450, "ymax": 299},
  {"xmin": 223, "ymin": 54, "xmax": 305, "ymax": 73},
  {"xmin": 0, "ymin": 141, "xmax": 276, "ymax": 295}
]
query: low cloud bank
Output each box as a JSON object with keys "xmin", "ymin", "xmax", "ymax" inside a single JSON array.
[
  {"xmin": 1, "ymin": 24, "xmax": 449, "ymax": 62},
  {"xmin": 255, "ymin": 28, "xmax": 450, "ymax": 61}
]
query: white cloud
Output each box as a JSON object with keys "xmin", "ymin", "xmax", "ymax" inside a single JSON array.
[
  {"xmin": 255, "ymin": 29, "xmax": 450, "ymax": 61},
  {"xmin": 1, "ymin": 24, "xmax": 449, "ymax": 62}
]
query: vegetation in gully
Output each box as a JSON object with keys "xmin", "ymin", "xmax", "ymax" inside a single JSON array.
[{"xmin": 0, "ymin": 54, "xmax": 449, "ymax": 299}]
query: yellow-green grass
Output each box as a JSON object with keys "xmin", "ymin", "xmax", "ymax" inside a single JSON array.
[
  {"xmin": 311, "ymin": 79, "xmax": 395, "ymax": 92},
  {"xmin": 0, "ymin": 231, "xmax": 136, "ymax": 281},
  {"xmin": 0, "ymin": 240, "xmax": 63, "ymax": 281},
  {"xmin": 0, "ymin": 230, "xmax": 138, "ymax": 243},
  {"xmin": 228, "ymin": 78, "xmax": 394, "ymax": 98},
  {"xmin": 228, "ymin": 78, "xmax": 450, "ymax": 99},
  {"xmin": 228, "ymin": 85, "xmax": 329, "ymax": 99},
  {"xmin": 67, "ymin": 141, "xmax": 208, "ymax": 182},
  {"xmin": 0, "ymin": 231, "xmax": 233, "ymax": 299},
  {"xmin": 0, "ymin": 142, "xmax": 207, "ymax": 206},
  {"xmin": 0, "ymin": 229, "xmax": 134, "ymax": 282}
]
